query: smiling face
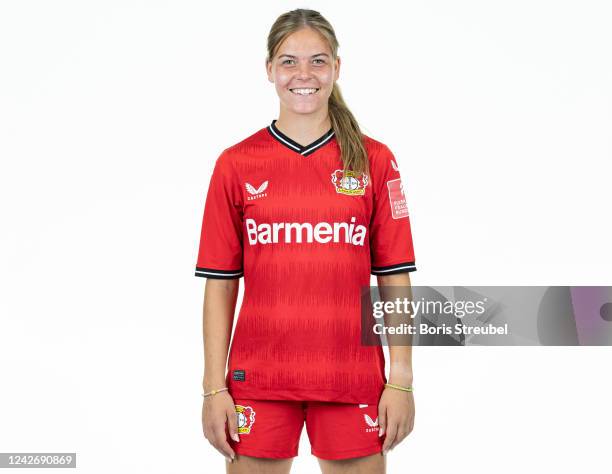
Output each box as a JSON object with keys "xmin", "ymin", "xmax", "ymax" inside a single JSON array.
[{"xmin": 266, "ymin": 27, "xmax": 340, "ymax": 116}]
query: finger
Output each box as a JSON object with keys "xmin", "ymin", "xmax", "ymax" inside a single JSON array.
[
  {"xmin": 227, "ymin": 408, "xmax": 240, "ymax": 443},
  {"xmin": 212, "ymin": 426, "xmax": 236, "ymax": 462},
  {"xmin": 396, "ymin": 417, "xmax": 411, "ymax": 443},
  {"xmin": 212, "ymin": 446, "xmax": 233, "ymax": 464},
  {"xmin": 378, "ymin": 406, "xmax": 387, "ymax": 438},
  {"xmin": 391, "ymin": 428, "xmax": 408, "ymax": 449},
  {"xmin": 206, "ymin": 431, "xmax": 231, "ymax": 462},
  {"xmin": 382, "ymin": 419, "xmax": 398, "ymax": 453}
]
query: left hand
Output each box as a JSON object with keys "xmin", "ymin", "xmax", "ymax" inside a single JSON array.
[{"xmin": 378, "ymin": 385, "xmax": 415, "ymax": 454}]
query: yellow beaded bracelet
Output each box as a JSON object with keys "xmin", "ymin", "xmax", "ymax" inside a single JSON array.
[
  {"xmin": 202, "ymin": 387, "xmax": 228, "ymax": 398},
  {"xmin": 385, "ymin": 383, "xmax": 414, "ymax": 392}
]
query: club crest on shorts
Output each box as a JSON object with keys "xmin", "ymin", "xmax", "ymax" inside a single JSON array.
[
  {"xmin": 235, "ymin": 405, "xmax": 256, "ymax": 434},
  {"xmin": 331, "ymin": 170, "xmax": 369, "ymax": 196}
]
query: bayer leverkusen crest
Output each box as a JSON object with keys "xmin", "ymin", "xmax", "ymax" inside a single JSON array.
[
  {"xmin": 331, "ymin": 169, "xmax": 369, "ymax": 196},
  {"xmin": 235, "ymin": 405, "xmax": 256, "ymax": 434}
]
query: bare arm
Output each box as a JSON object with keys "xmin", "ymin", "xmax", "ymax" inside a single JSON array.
[
  {"xmin": 376, "ymin": 271, "xmax": 415, "ymax": 455},
  {"xmin": 201, "ymin": 277, "xmax": 240, "ymax": 463},
  {"xmin": 376, "ymin": 272, "xmax": 414, "ymax": 387},
  {"xmin": 202, "ymin": 278, "xmax": 239, "ymax": 392}
]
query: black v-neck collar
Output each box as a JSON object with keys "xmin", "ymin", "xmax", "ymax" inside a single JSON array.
[{"xmin": 267, "ymin": 119, "xmax": 335, "ymax": 157}]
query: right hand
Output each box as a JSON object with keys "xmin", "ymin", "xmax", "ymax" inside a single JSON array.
[{"xmin": 202, "ymin": 390, "xmax": 240, "ymax": 463}]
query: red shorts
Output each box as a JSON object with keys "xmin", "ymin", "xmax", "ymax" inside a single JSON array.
[{"xmin": 227, "ymin": 399, "xmax": 384, "ymax": 460}]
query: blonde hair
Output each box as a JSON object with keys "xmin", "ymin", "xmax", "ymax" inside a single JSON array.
[{"xmin": 266, "ymin": 8, "xmax": 369, "ymax": 176}]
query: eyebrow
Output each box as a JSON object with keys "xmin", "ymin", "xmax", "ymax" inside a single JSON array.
[{"xmin": 278, "ymin": 53, "xmax": 330, "ymax": 59}]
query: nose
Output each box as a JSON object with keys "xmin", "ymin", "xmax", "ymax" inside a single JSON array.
[{"xmin": 296, "ymin": 61, "xmax": 313, "ymax": 78}]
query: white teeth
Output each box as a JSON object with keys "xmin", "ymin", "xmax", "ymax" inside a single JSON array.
[{"xmin": 290, "ymin": 88, "xmax": 318, "ymax": 95}]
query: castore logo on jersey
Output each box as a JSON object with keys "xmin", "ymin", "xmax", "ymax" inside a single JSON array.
[{"xmin": 245, "ymin": 181, "xmax": 268, "ymax": 200}]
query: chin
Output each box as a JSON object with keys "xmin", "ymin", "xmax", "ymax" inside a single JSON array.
[
  {"xmin": 291, "ymin": 107, "xmax": 323, "ymax": 116},
  {"xmin": 287, "ymin": 100, "xmax": 325, "ymax": 114}
]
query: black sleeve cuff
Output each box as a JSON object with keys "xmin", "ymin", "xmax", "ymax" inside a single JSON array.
[
  {"xmin": 195, "ymin": 267, "xmax": 244, "ymax": 279},
  {"xmin": 371, "ymin": 261, "xmax": 416, "ymax": 276}
]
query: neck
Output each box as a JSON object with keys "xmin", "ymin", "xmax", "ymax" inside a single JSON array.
[{"xmin": 275, "ymin": 108, "xmax": 332, "ymax": 147}]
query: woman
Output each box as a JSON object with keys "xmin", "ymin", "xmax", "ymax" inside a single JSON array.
[{"xmin": 195, "ymin": 8, "xmax": 417, "ymax": 473}]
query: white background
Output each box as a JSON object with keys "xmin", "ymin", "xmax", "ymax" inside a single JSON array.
[{"xmin": 1, "ymin": 1, "xmax": 611, "ymax": 473}]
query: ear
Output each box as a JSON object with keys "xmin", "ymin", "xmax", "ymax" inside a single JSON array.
[
  {"xmin": 265, "ymin": 58, "xmax": 273, "ymax": 83},
  {"xmin": 335, "ymin": 56, "xmax": 341, "ymax": 82}
]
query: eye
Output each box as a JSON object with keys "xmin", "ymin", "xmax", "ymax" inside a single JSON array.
[
  {"xmin": 282, "ymin": 59, "xmax": 295, "ymax": 65},
  {"xmin": 313, "ymin": 58, "xmax": 326, "ymax": 64}
]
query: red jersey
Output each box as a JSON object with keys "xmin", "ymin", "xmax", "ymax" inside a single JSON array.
[{"xmin": 195, "ymin": 120, "xmax": 417, "ymax": 404}]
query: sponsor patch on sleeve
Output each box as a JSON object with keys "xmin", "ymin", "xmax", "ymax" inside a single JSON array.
[{"xmin": 386, "ymin": 178, "xmax": 409, "ymax": 219}]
